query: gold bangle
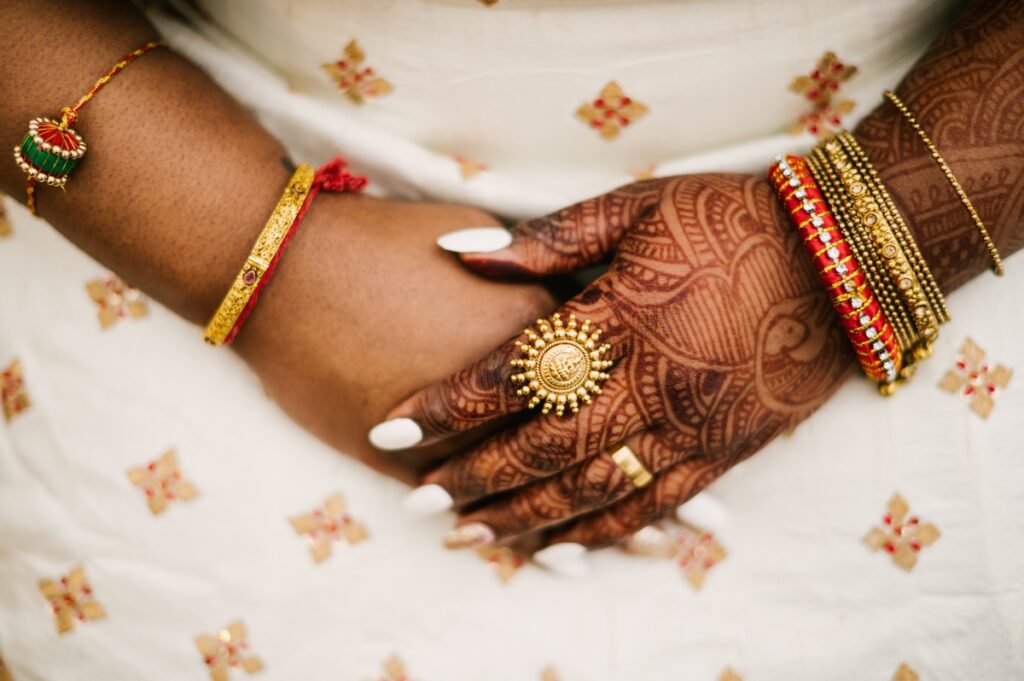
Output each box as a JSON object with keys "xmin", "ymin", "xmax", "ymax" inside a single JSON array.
[
  {"xmin": 807, "ymin": 151, "xmax": 916, "ymax": 352},
  {"xmin": 823, "ymin": 139, "xmax": 941, "ymax": 353},
  {"xmin": 203, "ymin": 165, "xmax": 315, "ymax": 345},
  {"xmin": 835, "ymin": 132, "xmax": 950, "ymax": 324},
  {"xmin": 883, "ymin": 90, "xmax": 1004, "ymax": 276},
  {"xmin": 610, "ymin": 445, "xmax": 653, "ymax": 488}
]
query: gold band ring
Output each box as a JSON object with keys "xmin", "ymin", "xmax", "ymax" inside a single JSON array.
[{"xmin": 610, "ymin": 445, "xmax": 653, "ymax": 488}]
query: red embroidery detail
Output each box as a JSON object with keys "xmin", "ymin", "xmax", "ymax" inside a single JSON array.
[{"xmin": 788, "ymin": 52, "xmax": 858, "ymax": 137}]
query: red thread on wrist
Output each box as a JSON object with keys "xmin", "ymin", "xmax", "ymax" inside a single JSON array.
[{"xmin": 223, "ymin": 157, "xmax": 367, "ymax": 345}]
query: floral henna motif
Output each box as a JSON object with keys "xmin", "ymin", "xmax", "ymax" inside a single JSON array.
[{"xmin": 431, "ymin": 174, "xmax": 854, "ymax": 539}]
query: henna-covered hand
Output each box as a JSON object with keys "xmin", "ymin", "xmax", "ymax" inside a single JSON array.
[{"xmin": 371, "ymin": 173, "xmax": 855, "ymax": 550}]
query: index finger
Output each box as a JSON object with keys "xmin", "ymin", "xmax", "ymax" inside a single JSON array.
[{"xmin": 367, "ymin": 286, "xmax": 629, "ymax": 450}]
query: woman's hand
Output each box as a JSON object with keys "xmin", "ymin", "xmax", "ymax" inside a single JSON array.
[
  {"xmin": 233, "ymin": 194, "xmax": 555, "ymax": 483},
  {"xmin": 373, "ymin": 174, "xmax": 856, "ymax": 550}
]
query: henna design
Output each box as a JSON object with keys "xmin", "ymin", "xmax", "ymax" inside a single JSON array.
[{"xmin": 412, "ymin": 0, "xmax": 1024, "ymax": 547}]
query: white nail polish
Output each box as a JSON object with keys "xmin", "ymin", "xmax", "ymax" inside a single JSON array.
[
  {"xmin": 402, "ymin": 484, "xmax": 453, "ymax": 514},
  {"xmin": 443, "ymin": 522, "xmax": 495, "ymax": 550},
  {"xmin": 368, "ymin": 418, "xmax": 423, "ymax": 451},
  {"xmin": 436, "ymin": 227, "xmax": 512, "ymax": 254},
  {"xmin": 675, "ymin": 492, "xmax": 729, "ymax": 531},
  {"xmin": 533, "ymin": 542, "xmax": 588, "ymax": 577}
]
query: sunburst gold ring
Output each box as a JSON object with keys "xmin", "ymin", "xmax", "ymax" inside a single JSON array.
[
  {"xmin": 610, "ymin": 445, "xmax": 653, "ymax": 488},
  {"xmin": 510, "ymin": 313, "xmax": 613, "ymax": 416}
]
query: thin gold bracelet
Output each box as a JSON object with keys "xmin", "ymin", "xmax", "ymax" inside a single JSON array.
[
  {"xmin": 203, "ymin": 165, "xmax": 315, "ymax": 345},
  {"xmin": 883, "ymin": 90, "xmax": 1004, "ymax": 276}
]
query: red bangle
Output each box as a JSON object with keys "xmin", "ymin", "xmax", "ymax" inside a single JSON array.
[{"xmin": 769, "ymin": 154, "xmax": 901, "ymax": 385}]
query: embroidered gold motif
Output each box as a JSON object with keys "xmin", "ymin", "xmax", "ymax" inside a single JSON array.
[
  {"xmin": 476, "ymin": 545, "xmax": 526, "ymax": 582},
  {"xmin": 377, "ymin": 655, "xmax": 411, "ymax": 681},
  {"xmin": 195, "ymin": 621, "xmax": 264, "ymax": 681},
  {"xmin": 630, "ymin": 164, "xmax": 657, "ymax": 181},
  {"xmin": 38, "ymin": 566, "xmax": 106, "ymax": 634},
  {"xmin": 454, "ymin": 155, "xmax": 487, "ymax": 180},
  {"xmin": 289, "ymin": 492, "xmax": 368, "ymax": 563},
  {"xmin": 577, "ymin": 81, "xmax": 649, "ymax": 140},
  {"xmin": 788, "ymin": 51, "xmax": 858, "ymax": 137},
  {"xmin": 938, "ymin": 338, "xmax": 1012, "ymax": 419},
  {"xmin": 0, "ymin": 199, "xmax": 11, "ymax": 238},
  {"xmin": 0, "ymin": 655, "xmax": 12, "ymax": 681},
  {"xmin": 624, "ymin": 522, "xmax": 726, "ymax": 590},
  {"xmin": 322, "ymin": 40, "xmax": 393, "ymax": 103},
  {"xmin": 863, "ymin": 494, "xmax": 940, "ymax": 572},
  {"xmin": 127, "ymin": 449, "xmax": 199, "ymax": 515},
  {"xmin": 892, "ymin": 664, "xmax": 920, "ymax": 681},
  {"xmin": 85, "ymin": 274, "xmax": 148, "ymax": 329},
  {"xmin": 1, "ymin": 359, "xmax": 30, "ymax": 422},
  {"xmin": 540, "ymin": 666, "xmax": 561, "ymax": 681},
  {"xmin": 719, "ymin": 668, "xmax": 744, "ymax": 681}
]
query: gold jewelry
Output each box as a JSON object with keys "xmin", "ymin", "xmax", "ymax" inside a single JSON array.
[
  {"xmin": 610, "ymin": 445, "xmax": 653, "ymax": 488},
  {"xmin": 807, "ymin": 150, "xmax": 916, "ymax": 352},
  {"xmin": 203, "ymin": 165, "xmax": 315, "ymax": 345},
  {"xmin": 883, "ymin": 90, "xmax": 1004, "ymax": 276},
  {"xmin": 823, "ymin": 137, "xmax": 941, "ymax": 359},
  {"xmin": 834, "ymin": 132, "xmax": 950, "ymax": 325},
  {"xmin": 510, "ymin": 313, "xmax": 613, "ymax": 416}
]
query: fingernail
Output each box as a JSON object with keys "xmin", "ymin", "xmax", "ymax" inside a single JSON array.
[
  {"xmin": 533, "ymin": 542, "xmax": 588, "ymax": 578},
  {"xmin": 675, "ymin": 492, "xmax": 729, "ymax": 531},
  {"xmin": 443, "ymin": 522, "xmax": 495, "ymax": 550},
  {"xmin": 436, "ymin": 227, "xmax": 512, "ymax": 254},
  {"xmin": 624, "ymin": 525, "xmax": 676, "ymax": 558},
  {"xmin": 368, "ymin": 418, "xmax": 423, "ymax": 451},
  {"xmin": 402, "ymin": 484, "xmax": 453, "ymax": 514}
]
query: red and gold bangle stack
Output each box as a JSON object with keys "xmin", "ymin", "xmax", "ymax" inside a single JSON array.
[{"xmin": 769, "ymin": 154, "xmax": 901, "ymax": 387}]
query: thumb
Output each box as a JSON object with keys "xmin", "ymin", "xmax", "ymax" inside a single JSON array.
[{"xmin": 437, "ymin": 181, "xmax": 660, "ymax": 278}]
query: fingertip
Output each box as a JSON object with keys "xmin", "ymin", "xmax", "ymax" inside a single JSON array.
[{"xmin": 368, "ymin": 417, "xmax": 423, "ymax": 451}]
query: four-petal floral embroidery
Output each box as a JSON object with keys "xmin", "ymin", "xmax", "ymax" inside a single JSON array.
[
  {"xmin": 127, "ymin": 449, "xmax": 199, "ymax": 515},
  {"xmin": 863, "ymin": 494, "xmax": 940, "ymax": 572},
  {"xmin": 577, "ymin": 81, "xmax": 649, "ymax": 140},
  {"xmin": 377, "ymin": 655, "xmax": 412, "ymax": 681},
  {"xmin": 939, "ymin": 337, "xmax": 1013, "ymax": 419},
  {"xmin": 322, "ymin": 40, "xmax": 393, "ymax": 103},
  {"xmin": 195, "ymin": 621, "xmax": 264, "ymax": 681},
  {"xmin": 788, "ymin": 51, "xmax": 858, "ymax": 137},
  {"xmin": 289, "ymin": 492, "xmax": 368, "ymax": 562},
  {"xmin": 892, "ymin": 664, "xmax": 920, "ymax": 681},
  {"xmin": 1, "ymin": 359, "xmax": 30, "ymax": 422},
  {"xmin": 38, "ymin": 566, "xmax": 106, "ymax": 635},
  {"xmin": 624, "ymin": 522, "xmax": 727, "ymax": 590},
  {"xmin": 476, "ymin": 545, "xmax": 526, "ymax": 583},
  {"xmin": 85, "ymin": 274, "xmax": 148, "ymax": 329}
]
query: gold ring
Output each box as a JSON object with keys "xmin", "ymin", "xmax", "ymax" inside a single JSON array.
[
  {"xmin": 510, "ymin": 313, "xmax": 613, "ymax": 416},
  {"xmin": 610, "ymin": 445, "xmax": 653, "ymax": 488}
]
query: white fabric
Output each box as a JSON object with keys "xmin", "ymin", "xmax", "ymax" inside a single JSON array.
[{"xmin": 2, "ymin": 1, "xmax": 1023, "ymax": 680}]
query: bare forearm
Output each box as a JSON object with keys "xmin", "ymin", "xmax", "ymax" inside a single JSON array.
[
  {"xmin": 855, "ymin": 0, "xmax": 1024, "ymax": 293},
  {"xmin": 0, "ymin": 0, "xmax": 290, "ymax": 324}
]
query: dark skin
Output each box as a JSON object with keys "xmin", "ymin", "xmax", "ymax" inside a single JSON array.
[
  {"xmin": 384, "ymin": 0, "xmax": 1024, "ymax": 549},
  {"xmin": 0, "ymin": 1, "xmax": 554, "ymax": 482}
]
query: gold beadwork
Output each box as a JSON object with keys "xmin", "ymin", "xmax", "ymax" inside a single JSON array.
[
  {"xmin": 510, "ymin": 313, "xmax": 612, "ymax": 416},
  {"xmin": 610, "ymin": 444, "xmax": 653, "ymax": 488},
  {"xmin": 203, "ymin": 165, "xmax": 315, "ymax": 345},
  {"xmin": 884, "ymin": 90, "xmax": 1003, "ymax": 276}
]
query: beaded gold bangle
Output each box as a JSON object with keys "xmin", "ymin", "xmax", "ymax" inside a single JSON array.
[
  {"xmin": 883, "ymin": 90, "xmax": 1004, "ymax": 276},
  {"xmin": 823, "ymin": 138, "xmax": 941, "ymax": 361},
  {"xmin": 203, "ymin": 165, "xmax": 315, "ymax": 345},
  {"xmin": 806, "ymin": 149, "xmax": 916, "ymax": 353},
  {"xmin": 834, "ymin": 132, "xmax": 950, "ymax": 326}
]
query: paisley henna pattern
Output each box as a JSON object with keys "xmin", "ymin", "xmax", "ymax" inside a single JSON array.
[{"xmin": 402, "ymin": 0, "xmax": 1024, "ymax": 547}]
